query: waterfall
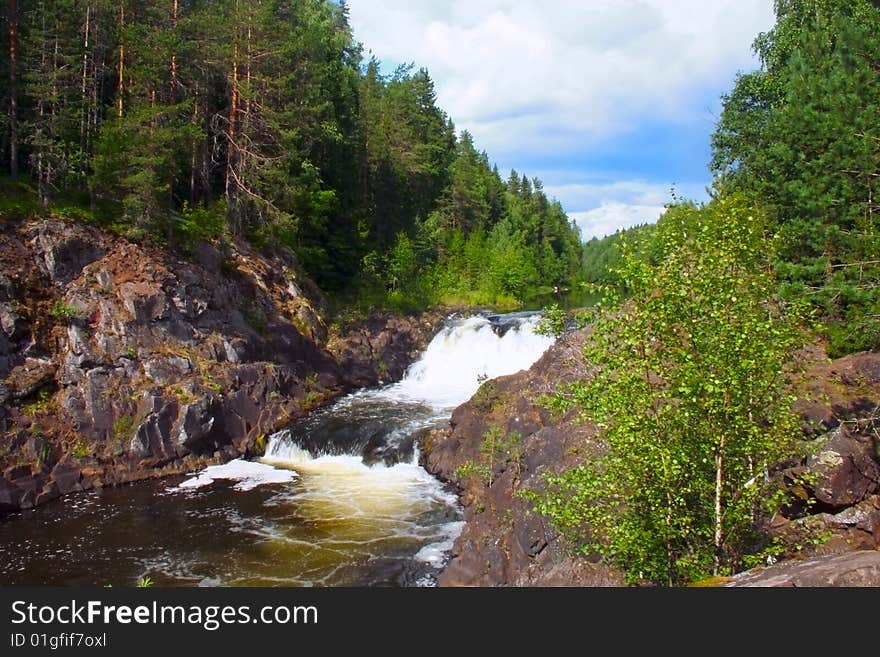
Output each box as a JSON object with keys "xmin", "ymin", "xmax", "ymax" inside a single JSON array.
[
  {"xmin": 375, "ymin": 312, "xmax": 555, "ymax": 410},
  {"xmin": 263, "ymin": 312, "xmax": 554, "ymax": 462}
]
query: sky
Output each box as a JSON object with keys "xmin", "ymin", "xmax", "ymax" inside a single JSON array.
[{"xmin": 345, "ymin": 0, "xmax": 776, "ymax": 240}]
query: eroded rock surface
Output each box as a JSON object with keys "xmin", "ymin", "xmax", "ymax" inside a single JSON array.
[{"xmin": 0, "ymin": 218, "xmax": 443, "ymax": 513}]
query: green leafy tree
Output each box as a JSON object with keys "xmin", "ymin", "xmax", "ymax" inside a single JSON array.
[{"xmin": 533, "ymin": 197, "xmax": 806, "ymax": 585}]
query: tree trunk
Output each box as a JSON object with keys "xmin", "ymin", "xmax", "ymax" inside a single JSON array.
[
  {"xmin": 714, "ymin": 435, "xmax": 726, "ymax": 576},
  {"xmin": 79, "ymin": 2, "xmax": 91, "ymax": 182},
  {"xmin": 116, "ymin": 1, "xmax": 125, "ymax": 117},
  {"xmin": 7, "ymin": 0, "xmax": 19, "ymax": 177},
  {"xmin": 170, "ymin": 0, "xmax": 178, "ymax": 98},
  {"xmin": 189, "ymin": 81, "xmax": 198, "ymax": 204},
  {"xmin": 225, "ymin": 0, "xmax": 240, "ymax": 230}
]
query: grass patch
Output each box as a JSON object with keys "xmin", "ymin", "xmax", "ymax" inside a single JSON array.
[
  {"xmin": 70, "ymin": 440, "xmax": 92, "ymax": 459},
  {"xmin": 50, "ymin": 301, "xmax": 81, "ymax": 322},
  {"xmin": 113, "ymin": 414, "xmax": 136, "ymax": 442},
  {"xmin": 22, "ymin": 389, "xmax": 51, "ymax": 417}
]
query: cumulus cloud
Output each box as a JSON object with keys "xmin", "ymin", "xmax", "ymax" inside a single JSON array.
[
  {"xmin": 543, "ymin": 179, "xmax": 675, "ymax": 208},
  {"xmin": 347, "ymin": 1, "xmax": 772, "ymax": 155},
  {"xmin": 572, "ymin": 203, "xmax": 666, "ymax": 241},
  {"xmin": 346, "ymin": 0, "xmax": 773, "ymax": 237}
]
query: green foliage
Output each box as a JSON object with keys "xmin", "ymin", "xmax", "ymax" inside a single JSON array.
[
  {"xmin": 113, "ymin": 415, "xmax": 136, "ymax": 443},
  {"xmin": 455, "ymin": 426, "xmax": 524, "ymax": 487},
  {"xmin": 532, "ymin": 197, "xmax": 807, "ymax": 586},
  {"xmin": 91, "ymin": 103, "xmax": 202, "ymax": 240},
  {"xmin": 712, "ymin": 0, "xmax": 880, "ymax": 355},
  {"xmin": 136, "ymin": 576, "xmax": 155, "ymax": 588},
  {"xmin": 175, "ymin": 201, "xmax": 226, "ymax": 245},
  {"xmin": 50, "ymin": 301, "xmax": 80, "ymax": 322},
  {"xmin": 470, "ymin": 380, "xmax": 500, "ymax": 412},
  {"xmin": 536, "ymin": 303, "xmax": 567, "ymax": 338},
  {"xmin": 70, "ymin": 440, "xmax": 92, "ymax": 459},
  {"xmin": 2, "ymin": 1, "xmax": 583, "ymax": 309},
  {"xmin": 454, "ymin": 460, "xmax": 492, "ymax": 484},
  {"xmin": 35, "ymin": 444, "xmax": 52, "ymax": 470},
  {"xmin": 169, "ymin": 386, "xmax": 195, "ymax": 405},
  {"xmin": 22, "ymin": 389, "xmax": 51, "ymax": 417},
  {"xmin": 0, "ymin": 177, "xmax": 39, "ymax": 218},
  {"xmin": 581, "ymin": 224, "xmax": 650, "ymax": 285}
]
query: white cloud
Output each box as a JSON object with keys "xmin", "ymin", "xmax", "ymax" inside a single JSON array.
[
  {"xmin": 572, "ymin": 203, "xmax": 666, "ymax": 241},
  {"xmin": 346, "ymin": 1, "xmax": 773, "ymax": 238},
  {"xmin": 347, "ymin": 0, "xmax": 774, "ymax": 159},
  {"xmin": 543, "ymin": 179, "xmax": 674, "ymax": 208}
]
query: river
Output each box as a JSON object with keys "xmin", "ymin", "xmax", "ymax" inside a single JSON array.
[{"xmin": 0, "ymin": 313, "xmax": 553, "ymax": 587}]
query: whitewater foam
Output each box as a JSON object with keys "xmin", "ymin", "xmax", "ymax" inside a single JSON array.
[
  {"xmin": 414, "ymin": 521, "xmax": 465, "ymax": 566},
  {"xmin": 174, "ymin": 459, "xmax": 296, "ymax": 492},
  {"xmin": 374, "ymin": 314, "xmax": 554, "ymax": 410}
]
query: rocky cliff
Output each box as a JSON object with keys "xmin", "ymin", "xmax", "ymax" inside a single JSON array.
[
  {"xmin": 0, "ymin": 217, "xmax": 443, "ymax": 513},
  {"xmin": 423, "ymin": 328, "xmax": 880, "ymax": 587}
]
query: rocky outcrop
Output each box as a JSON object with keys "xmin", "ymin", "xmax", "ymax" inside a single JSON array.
[
  {"xmin": 328, "ymin": 311, "xmax": 450, "ymax": 389},
  {"xmin": 802, "ymin": 426, "xmax": 879, "ymax": 511},
  {"xmin": 0, "ymin": 217, "xmax": 443, "ymax": 514},
  {"xmin": 726, "ymin": 550, "xmax": 880, "ymax": 587}
]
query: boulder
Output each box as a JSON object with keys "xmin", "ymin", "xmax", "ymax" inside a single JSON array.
[
  {"xmin": 0, "ymin": 477, "xmax": 22, "ymax": 512},
  {"xmin": 805, "ymin": 426, "xmax": 880, "ymax": 510},
  {"xmin": 0, "ymin": 302, "xmax": 25, "ymax": 339},
  {"xmin": 8, "ymin": 360, "xmax": 57, "ymax": 400},
  {"xmin": 143, "ymin": 356, "xmax": 193, "ymax": 385},
  {"xmin": 833, "ymin": 352, "xmax": 880, "ymax": 387},
  {"xmin": 28, "ymin": 220, "xmax": 105, "ymax": 286},
  {"xmin": 129, "ymin": 396, "xmax": 179, "ymax": 459},
  {"xmin": 174, "ymin": 397, "xmax": 218, "ymax": 452},
  {"xmin": 50, "ymin": 462, "xmax": 83, "ymax": 496},
  {"xmin": 727, "ymin": 550, "xmax": 880, "ymax": 587},
  {"xmin": 119, "ymin": 281, "xmax": 169, "ymax": 322},
  {"xmin": 4, "ymin": 465, "xmax": 31, "ymax": 480}
]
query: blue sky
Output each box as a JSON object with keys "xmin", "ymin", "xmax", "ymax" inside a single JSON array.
[{"xmin": 346, "ymin": 1, "xmax": 776, "ymax": 240}]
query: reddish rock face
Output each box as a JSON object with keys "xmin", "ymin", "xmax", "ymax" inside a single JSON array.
[
  {"xmin": 805, "ymin": 426, "xmax": 880, "ymax": 510},
  {"xmin": 726, "ymin": 550, "xmax": 880, "ymax": 587},
  {"xmin": 0, "ymin": 217, "xmax": 445, "ymax": 514},
  {"xmin": 422, "ymin": 328, "xmax": 625, "ymax": 587}
]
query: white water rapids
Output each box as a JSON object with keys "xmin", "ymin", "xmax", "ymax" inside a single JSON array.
[{"xmin": 175, "ymin": 312, "xmax": 555, "ymax": 585}]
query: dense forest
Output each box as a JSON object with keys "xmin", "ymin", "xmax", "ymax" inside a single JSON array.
[
  {"xmin": 0, "ymin": 0, "xmax": 583, "ymax": 309},
  {"xmin": 712, "ymin": 0, "xmax": 880, "ymax": 355}
]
